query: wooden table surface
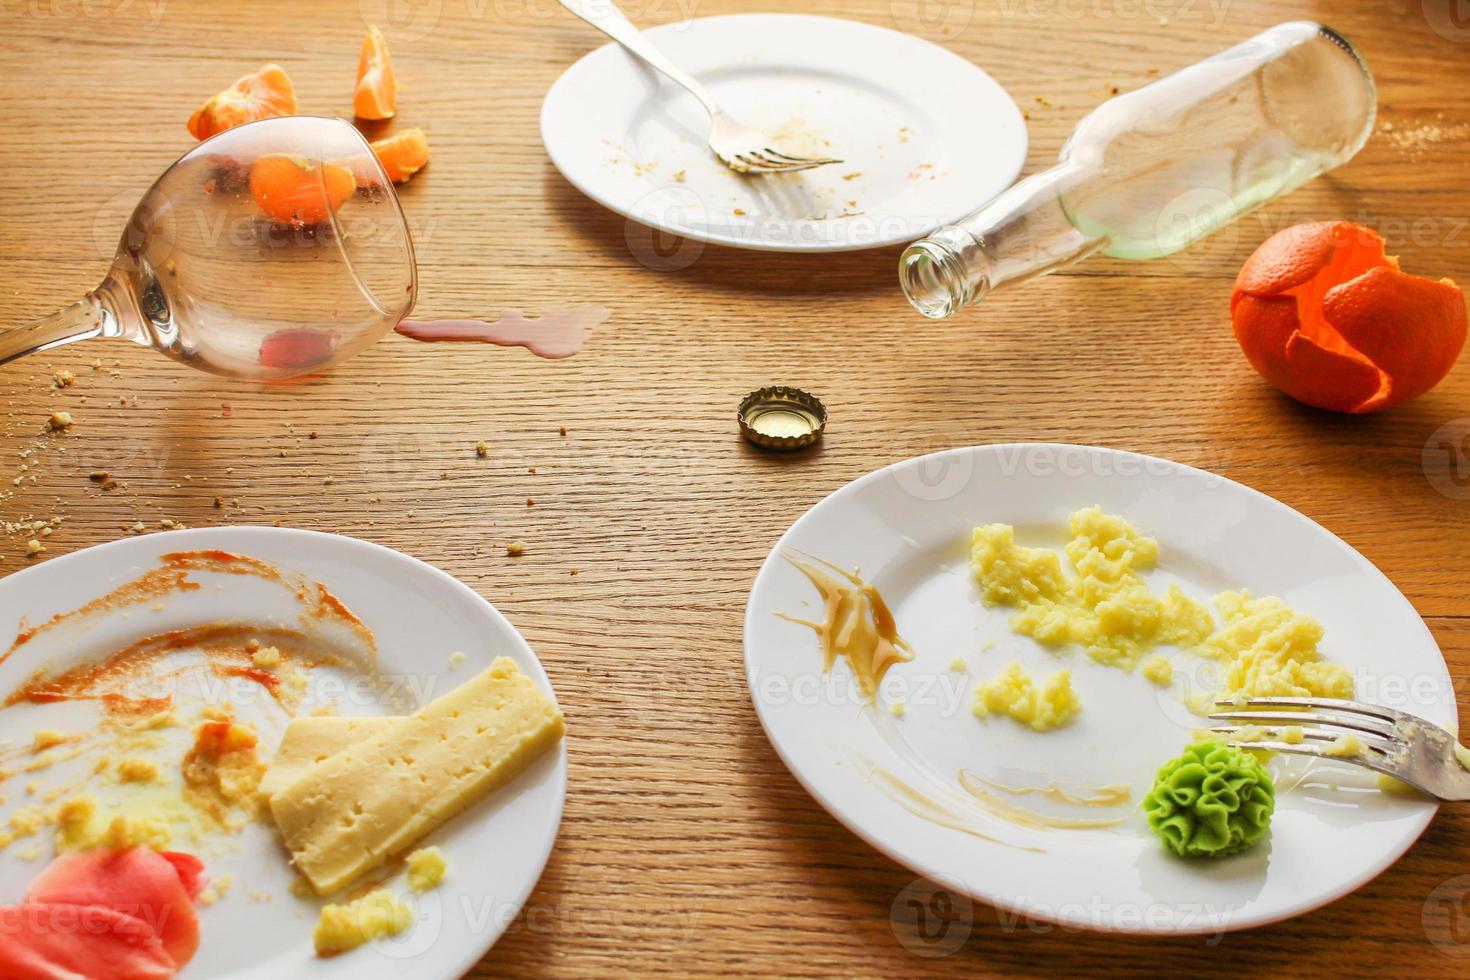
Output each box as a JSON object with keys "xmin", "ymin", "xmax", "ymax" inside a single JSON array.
[{"xmin": 2, "ymin": 0, "xmax": 1469, "ymax": 975}]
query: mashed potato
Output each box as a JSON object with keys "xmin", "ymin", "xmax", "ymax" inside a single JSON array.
[
  {"xmin": 971, "ymin": 508, "xmax": 1213, "ymax": 670},
  {"xmin": 973, "ymin": 661, "xmax": 1081, "ymax": 731},
  {"xmin": 407, "ymin": 846, "xmax": 447, "ymax": 892},
  {"xmin": 1197, "ymin": 591, "xmax": 1353, "ymax": 700},
  {"xmin": 971, "ymin": 508, "xmax": 1354, "ymax": 710},
  {"xmin": 314, "ymin": 889, "xmax": 413, "ymax": 955}
]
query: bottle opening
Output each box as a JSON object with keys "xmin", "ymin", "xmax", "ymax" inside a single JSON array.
[{"xmin": 899, "ymin": 241, "xmax": 971, "ymax": 319}]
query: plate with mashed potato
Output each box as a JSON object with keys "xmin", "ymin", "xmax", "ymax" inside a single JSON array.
[
  {"xmin": 743, "ymin": 444, "xmax": 1452, "ymax": 934},
  {"xmin": 0, "ymin": 527, "xmax": 567, "ymax": 978}
]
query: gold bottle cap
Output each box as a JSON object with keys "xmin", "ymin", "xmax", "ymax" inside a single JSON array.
[{"xmin": 738, "ymin": 386, "xmax": 827, "ymax": 451}]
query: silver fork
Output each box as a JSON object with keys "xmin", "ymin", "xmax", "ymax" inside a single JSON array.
[
  {"xmin": 557, "ymin": 0, "xmax": 842, "ymax": 175},
  {"xmin": 1209, "ymin": 696, "xmax": 1470, "ymax": 801}
]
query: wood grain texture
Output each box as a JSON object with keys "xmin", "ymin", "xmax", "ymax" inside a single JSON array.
[{"xmin": 2, "ymin": 0, "xmax": 1469, "ymax": 975}]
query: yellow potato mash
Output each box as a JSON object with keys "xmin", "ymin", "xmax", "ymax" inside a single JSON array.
[
  {"xmin": 1197, "ymin": 591, "xmax": 1353, "ymax": 700},
  {"xmin": 314, "ymin": 888, "xmax": 413, "ymax": 955},
  {"xmin": 1322, "ymin": 733, "xmax": 1363, "ymax": 758},
  {"xmin": 973, "ymin": 661, "xmax": 1081, "ymax": 731},
  {"xmin": 971, "ymin": 508, "xmax": 1213, "ymax": 670},
  {"xmin": 972, "ymin": 509, "xmax": 1355, "ymax": 709},
  {"xmin": 1141, "ymin": 656, "xmax": 1173, "ymax": 685},
  {"xmin": 407, "ymin": 845, "xmax": 448, "ymax": 892}
]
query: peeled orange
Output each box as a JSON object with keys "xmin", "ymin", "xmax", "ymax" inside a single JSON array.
[
  {"xmin": 188, "ymin": 65, "xmax": 297, "ymax": 141},
  {"xmin": 354, "ymin": 26, "xmax": 397, "ymax": 120},
  {"xmin": 1231, "ymin": 221, "xmax": 1467, "ymax": 413},
  {"xmin": 370, "ymin": 129, "xmax": 429, "ymax": 184},
  {"xmin": 249, "ymin": 154, "xmax": 355, "ymax": 226}
]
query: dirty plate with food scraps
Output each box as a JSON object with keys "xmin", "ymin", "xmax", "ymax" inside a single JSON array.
[
  {"xmin": 743, "ymin": 444, "xmax": 1451, "ymax": 933},
  {"xmin": 541, "ymin": 14, "xmax": 1027, "ymax": 252},
  {"xmin": 0, "ymin": 527, "xmax": 567, "ymax": 979}
]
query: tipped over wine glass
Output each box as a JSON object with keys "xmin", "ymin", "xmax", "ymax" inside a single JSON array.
[{"xmin": 0, "ymin": 116, "xmax": 417, "ymax": 381}]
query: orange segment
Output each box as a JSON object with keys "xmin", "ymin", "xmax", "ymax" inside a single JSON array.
[
  {"xmin": 249, "ymin": 154, "xmax": 355, "ymax": 226},
  {"xmin": 1231, "ymin": 221, "xmax": 1467, "ymax": 413},
  {"xmin": 354, "ymin": 26, "xmax": 397, "ymax": 120},
  {"xmin": 370, "ymin": 129, "xmax": 429, "ymax": 184},
  {"xmin": 188, "ymin": 64, "xmax": 297, "ymax": 141}
]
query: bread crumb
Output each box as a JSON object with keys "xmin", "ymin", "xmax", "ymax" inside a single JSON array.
[
  {"xmin": 559, "ymin": 426, "xmax": 568, "ymax": 436},
  {"xmin": 252, "ymin": 645, "xmax": 282, "ymax": 669},
  {"xmin": 199, "ymin": 872, "xmax": 234, "ymax": 907},
  {"xmin": 506, "ymin": 541, "xmax": 526, "ymax": 556},
  {"xmin": 53, "ymin": 370, "xmax": 75, "ymax": 388},
  {"xmin": 48, "ymin": 412, "xmax": 74, "ymax": 431},
  {"xmin": 448, "ymin": 651, "xmax": 466, "ymax": 670},
  {"xmin": 890, "ymin": 700, "xmax": 907, "ymax": 717},
  {"xmin": 25, "ymin": 539, "xmax": 44, "ymax": 557}
]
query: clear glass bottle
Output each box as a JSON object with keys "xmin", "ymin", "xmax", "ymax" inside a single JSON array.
[{"xmin": 899, "ymin": 21, "xmax": 1375, "ymax": 318}]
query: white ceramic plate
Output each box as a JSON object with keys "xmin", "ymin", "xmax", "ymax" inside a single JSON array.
[
  {"xmin": 541, "ymin": 14, "xmax": 1027, "ymax": 252},
  {"xmin": 744, "ymin": 444, "xmax": 1451, "ymax": 934},
  {"xmin": 0, "ymin": 527, "xmax": 567, "ymax": 978}
]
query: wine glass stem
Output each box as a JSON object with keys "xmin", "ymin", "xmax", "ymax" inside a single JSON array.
[{"xmin": 0, "ymin": 294, "xmax": 116, "ymax": 367}]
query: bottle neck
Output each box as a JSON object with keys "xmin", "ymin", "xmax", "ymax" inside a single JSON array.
[{"xmin": 900, "ymin": 161, "xmax": 1108, "ymax": 318}]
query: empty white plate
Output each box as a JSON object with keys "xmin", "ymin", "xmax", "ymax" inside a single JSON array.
[
  {"xmin": 541, "ymin": 14, "xmax": 1027, "ymax": 252},
  {"xmin": 744, "ymin": 444, "xmax": 1452, "ymax": 934}
]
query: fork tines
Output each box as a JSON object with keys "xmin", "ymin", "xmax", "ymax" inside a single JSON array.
[
  {"xmin": 731, "ymin": 148, "xmax": 844, "ymax": 174},
  {"xmin": 1206, "ymin": 695, "xmax": 1404, "ymax": 760}
]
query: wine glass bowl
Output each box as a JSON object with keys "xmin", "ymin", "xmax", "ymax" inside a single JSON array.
[{"xmin": 3, "ymin": 116, "xmax": 417, "ymax": 381}]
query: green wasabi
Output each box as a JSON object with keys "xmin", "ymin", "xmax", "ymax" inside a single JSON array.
[{"xmin": 1144, "ymin": 741, "xmax": 1274, "ymax": 858}]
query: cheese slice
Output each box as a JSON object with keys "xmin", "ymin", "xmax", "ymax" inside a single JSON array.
[
  {"xmin": 258, "ymin": 716, "xmax": 398, "ymax": 800},
  {"xmin": 269, "ymin": 657, "xmax": 564, "ymax": 894}
]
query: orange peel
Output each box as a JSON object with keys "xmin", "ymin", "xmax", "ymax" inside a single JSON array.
[{"xmin": 1231, "ymin": 221, "xmax": 1467, "ymax": 413}]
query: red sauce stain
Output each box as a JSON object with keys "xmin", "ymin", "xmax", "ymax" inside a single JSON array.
[
  {"xmin": 218, "ymin": 665, "xmax": 281, "ymax": 695},
  {"xmin": 5, "ymin": 550, "xmax": 376, "ymax": 665},
  {"xmin": 396, "ymin": 306, "xmax": 607, "ymax": 359}
]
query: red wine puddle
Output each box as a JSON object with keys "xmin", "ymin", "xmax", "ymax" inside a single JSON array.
[{"xmin": 396, "ymin": 306, "xmax": 609, "ymax": 359}]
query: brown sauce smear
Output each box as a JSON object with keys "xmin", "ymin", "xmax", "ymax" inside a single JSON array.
[{"xmin": 775, "ymin": 551, "xmax": 914, "ymax": 703}]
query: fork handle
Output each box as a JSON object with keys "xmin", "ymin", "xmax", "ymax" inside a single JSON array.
[{"xmin": 557, "ymin": 0, "xmax": 720, "ymax": 117}]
